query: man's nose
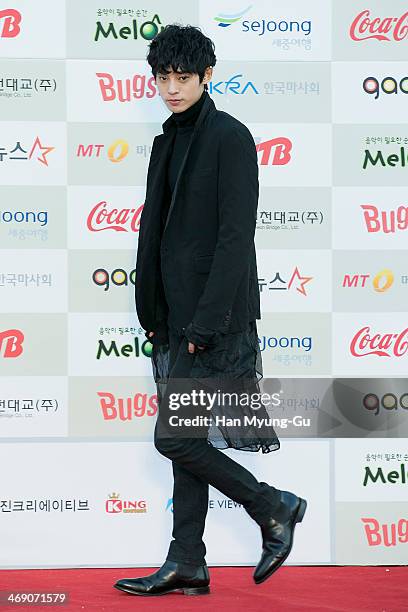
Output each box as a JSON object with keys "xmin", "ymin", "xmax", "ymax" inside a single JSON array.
[{"xmin": 167, "ymin": 79, "xmax": 179, "ymax": 95}]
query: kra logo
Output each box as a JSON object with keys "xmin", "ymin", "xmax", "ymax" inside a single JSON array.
[
  {"xmin": 0, "ymin": 9, "xmax": 21, "ymax": 38},
  {"xmin": 0, "ymin": 329, "xmax": 24, "ymax": 358}
]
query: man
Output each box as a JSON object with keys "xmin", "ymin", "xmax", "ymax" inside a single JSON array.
[{"xmin": 114, "ymin": 24, "xmax": 306, "ymax": 597}]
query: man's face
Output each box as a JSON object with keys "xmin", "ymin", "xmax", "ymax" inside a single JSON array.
[{"xmin": 156, "ymin": 66, "xmax": 212, "ymax": 113}]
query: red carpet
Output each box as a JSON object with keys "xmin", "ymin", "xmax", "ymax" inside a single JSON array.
[{"xmin": 1, "ymin": 566, "xmax": 407, "ymax": 611}]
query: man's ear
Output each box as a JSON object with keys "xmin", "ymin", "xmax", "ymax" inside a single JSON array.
[{"xmin": 203, "ymin": 66, "xmax": 213, "ymax": 84}]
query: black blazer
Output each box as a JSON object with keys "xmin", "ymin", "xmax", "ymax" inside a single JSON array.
[{"xmin": 135, "ymin": 92, "xmax": 261, "ymax": 347}]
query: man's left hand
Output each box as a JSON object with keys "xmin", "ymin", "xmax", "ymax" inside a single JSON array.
[{"xmin": 188, "ymin": 342, "xmax": 206, "ymax": 354}]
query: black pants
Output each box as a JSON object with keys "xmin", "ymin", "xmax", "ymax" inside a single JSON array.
[{"xmin": 153, "ymin": 326, "xmax": 282, "ymax": 566}]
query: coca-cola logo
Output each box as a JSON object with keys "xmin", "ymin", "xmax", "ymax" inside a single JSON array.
[
  {"xmin": 350, "ymin": 9, "xmax": 408, "ymax": 42},
  {"xmin": 350, "ymin": 326, "xmax": 408, "ymax": 358},
  {"xmin": 87, "ymin": 200, "xmax": 143, "ymax": 233}
]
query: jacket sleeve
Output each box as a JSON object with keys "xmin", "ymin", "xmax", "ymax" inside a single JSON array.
[{"xmin": 184, "ymin": 124, "xmax": 259, "ymax": 347}]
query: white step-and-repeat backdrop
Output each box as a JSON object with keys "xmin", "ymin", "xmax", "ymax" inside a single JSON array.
[{"xmin": 1, "ymin": 0, "xmax": 408, "ymax": 568}]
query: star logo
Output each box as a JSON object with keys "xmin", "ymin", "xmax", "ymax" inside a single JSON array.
[
  {"xmin": 28, "ymin": 136, "xmax": 55, "ymax": 166},
  {"xmin": 287, "ymin": 266, "xmax": 313, "ymax": 296}
]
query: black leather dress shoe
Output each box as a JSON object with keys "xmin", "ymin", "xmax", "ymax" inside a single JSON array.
[
  {"xmin": 253, "ymin": 490, "xmax": 307, "ymax": 584},
  {"xmin": 114, "ymin": 560, "xmax": 210, "ymax": 596}
]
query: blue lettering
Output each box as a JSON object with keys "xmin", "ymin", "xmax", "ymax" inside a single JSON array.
[
  {"xmin": 240, "ymin": 17, "xmax": 312, "ymax": 36},
  {"xmin": 0, "ymin": 210, "xmax": 48, "ymax": 226},
  {"xmin": 242, "ymin": 81, "xmax": 259, "ymax": 94},
  {"xmin": 224, "ymin": 73, "xmax": 242, "ymax": 94},
  {"xmin": 209, "ymin": 75, "xmax": 259, "ymax": 95},
  {"xmin": 259, "ymin": 335, "xmax": 313, "ymax": 352},
  {"xmin": 210, "ymin": 80, "xmax": 224, "ymax": 94}
]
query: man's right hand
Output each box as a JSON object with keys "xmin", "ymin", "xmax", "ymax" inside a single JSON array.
[{"xmin": 148, "ymin": 331, "xmax": 155, "ymax": 337}]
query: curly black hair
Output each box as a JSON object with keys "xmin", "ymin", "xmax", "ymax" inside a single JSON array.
[{"xmin": 146, "ymin": 23, "xmax": 216, "ymax": 91}]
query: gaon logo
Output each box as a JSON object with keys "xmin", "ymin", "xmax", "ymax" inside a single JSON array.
[
  {"xmin": 350, "ymin": 326, "xmax": 408, "ymax": 358},
  {"xmin": 214, "ymin": 5, "xmax": 311, "ymax": 36},
  {"xmin": 363, "ymin": 76, "xmax": 408, "ymax": 99},
  {"xmin": 363, "ymin": 392, "xmax": 408, "ymax": 415},
  {"xmin": 0, "ymin": 8, "xmax": 21, "ymax": 38},
  {"xmin": 87, "ymin": 200, "xmax": 143, "ymax": 233},
  {"xmin": 92, "ymin": 267, "xmax": 135, "ymax": 291},
  {"xmin": 350, "ymin": 10, "xmax": 408, "ymax": 42},
  {"xmin": 0, "ymin": 329, "xmax": 24, "ymax": 358}
]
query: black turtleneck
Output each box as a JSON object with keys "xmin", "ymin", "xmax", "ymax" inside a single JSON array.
[
  {"xmin": 159, "ymin": 89, "xmax": 208, "ymax": 236},
  {"xmin": 167, "ymin": 88, "xmax": 207, "ymax": 195}
]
